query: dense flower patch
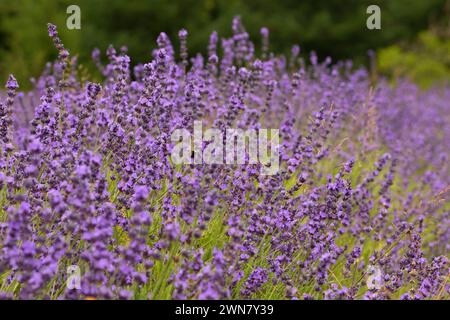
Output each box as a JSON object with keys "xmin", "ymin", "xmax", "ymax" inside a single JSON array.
[{"xmin": 0, "ymin": 18, "xmax": 448, "ymax": 299}]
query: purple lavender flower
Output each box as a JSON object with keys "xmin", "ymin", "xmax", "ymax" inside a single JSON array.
[{"xmin": 0, "ymin": 17, "xmax": 448, "ymax": 301}]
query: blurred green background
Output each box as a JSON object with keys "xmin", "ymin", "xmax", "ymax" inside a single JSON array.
[{"xmin": 0, "ymin": 0, "xmax": 449, "ymax": 88}]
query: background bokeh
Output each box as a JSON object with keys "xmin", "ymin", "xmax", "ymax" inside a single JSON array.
[{"xmin": 0, "ymin": 0, "xmax": 449, "ymax": 88}]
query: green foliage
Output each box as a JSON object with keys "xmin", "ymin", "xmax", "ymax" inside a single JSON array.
[
  {"xmin": 0, "ymin": 0, "xmax": 81, "ymax": 86},
  {"xmin": 378, "ymin": 30, "xmax": 450, "ymax": 88},
  {"xmin": 0, "ymin": 0, "xmax": 447, "ymax": 88}
]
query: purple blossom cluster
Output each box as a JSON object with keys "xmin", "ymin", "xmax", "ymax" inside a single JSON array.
[{"xmin": 0, "ymin": 18, "xmax": 448, "ymax": 300}]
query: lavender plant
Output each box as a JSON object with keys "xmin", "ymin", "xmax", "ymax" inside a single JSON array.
[{"xmin": 0, "ymin": 18, "xmax": 448, "ymax": 300}]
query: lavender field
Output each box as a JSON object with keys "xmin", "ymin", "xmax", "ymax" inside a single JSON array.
[{"xmin": 0, "ymin": 18, "xmax": 448, "ymax": 300}]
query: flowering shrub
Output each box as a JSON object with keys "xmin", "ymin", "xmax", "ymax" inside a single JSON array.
[{"xmin": 0, "ymin": 18, "xmax": 448, "ymax": 300}]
